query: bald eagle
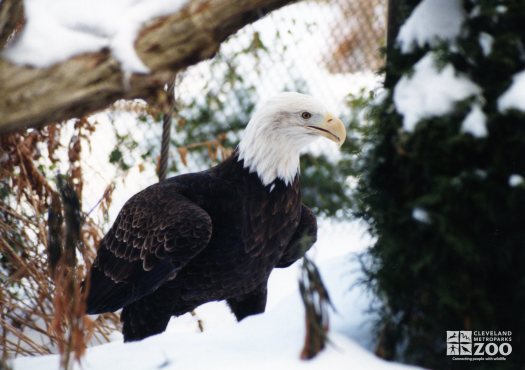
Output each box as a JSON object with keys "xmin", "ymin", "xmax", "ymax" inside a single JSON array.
[{"xmin": 85, "ymin": 92, "xmax": 346, "ymax": 341}]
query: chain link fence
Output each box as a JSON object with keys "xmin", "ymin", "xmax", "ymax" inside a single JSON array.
[
  {"xmin": 103, "ymin": 0, "xmax": 388, "ymax": 215},
  {"xmin": 177, "ymin": 0, "xmax": 386, "ymax": 112}
]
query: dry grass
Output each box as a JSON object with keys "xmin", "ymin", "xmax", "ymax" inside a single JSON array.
[
  {"xmin": 0, "ymin": 121, "xmax": 120, "ymax": 365},
  {"xmin": 0, "ymin": 109, "xmax": 229, "ymax": 364}
]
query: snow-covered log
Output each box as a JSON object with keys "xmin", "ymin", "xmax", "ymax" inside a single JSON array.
[{"xmin": 0, "ymin": 0, "xmax": 295, "ymax": 133}]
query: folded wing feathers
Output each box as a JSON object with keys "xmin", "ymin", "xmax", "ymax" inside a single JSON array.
[{"xmin": 94, "ymin": 189, "xmax": 212, "ymax": 285}]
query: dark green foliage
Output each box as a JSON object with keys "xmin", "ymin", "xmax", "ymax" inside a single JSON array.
[{"xmin": 356, "ymin": 1, "xmax": 525, "ymax": 369}]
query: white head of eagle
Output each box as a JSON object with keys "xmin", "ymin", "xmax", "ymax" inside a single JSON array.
[{"xmin": 238, "ymin": 92, "xmax": 346, "ymax": 186}]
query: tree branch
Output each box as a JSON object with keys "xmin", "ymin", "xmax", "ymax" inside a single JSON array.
[
  {"xmin": 0, "ymin": 0, "xmax": 23, "ymax": 50},
  {"xmin": 0, "ymin": 0, "xmax": 295, "ymax": 133}
]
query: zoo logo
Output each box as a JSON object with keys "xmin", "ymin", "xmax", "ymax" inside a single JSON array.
[{"xmin": 446, "ymin": 331, "xmax": 512, "ymax": 358}]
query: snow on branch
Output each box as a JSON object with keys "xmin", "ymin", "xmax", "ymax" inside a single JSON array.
[
  {"xmin": 0, "ymin": 0, "xmax": 295, "ymax": 133},
  {"xmin": 393, "ymin": 53, "xmax": 481, "ymax": 132},
  {"xmin": 396, "ymin": 0, "xmax": 465, "ymax": 53}
]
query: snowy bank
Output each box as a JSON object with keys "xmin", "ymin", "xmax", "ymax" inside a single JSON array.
[{"xmin": 13, "ymin": 221, "xmax": 418, "ymax": 370}]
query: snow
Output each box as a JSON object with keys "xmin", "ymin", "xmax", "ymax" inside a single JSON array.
[
  {"xmin": 11, "ymin": 220, "xmax": 418, "ymax": 370},
  {"xmin": 393, "ymin": 53, "xmax": 481, "ymax": 132},
  {"xmin": 479, "ymin": 32, "xmax": 494, "ymax": 56},
  {"xmin": 496, "ymin": 5, "xmax": 508, "ymax": 14},
  {"xmin": 498, "ymin": 70, "xmax": 525, "ymax": 112},
  {"xmin": 461, "ymin": 104, "xmax": 487, "ymax": 138},
  {"xmin": 412, "ymin": 208, "xmax": 431, "ymax": 224},
  {"xmin": 3, "ymin": 0, "xmax": 187, "ymax": 72},
  {"xmin": 396, "ymin": 0, "xmax": 465, "ymax": 53},
  {"xmin": 509, "ymin": 175, "xmax": 524, "ymax": 187},
  {"xmin": 475, "ymin": 169, "xmax": 487, "ymax": 179}
]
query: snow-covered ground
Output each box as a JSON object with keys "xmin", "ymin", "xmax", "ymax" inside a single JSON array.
[{"xmin": 12, "ymin": 220, "xmax": 418, "ymax": 370}]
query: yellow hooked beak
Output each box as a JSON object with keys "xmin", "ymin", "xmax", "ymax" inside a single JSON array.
[{"xmin": 306, "ymin": 113, "xmax": 346, "ymax": 147}]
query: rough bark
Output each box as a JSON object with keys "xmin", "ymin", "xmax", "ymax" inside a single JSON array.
[
  {"xmin": 384, "ymin": 0, "xmax": 413, "ymax": 88},
  {"xmin": 0, "ymin": 0, "xmax": 23, "ymax": 49},
  {"xmin": 0, "ymin": 0, "xmax": 295, "ymax": 133}
]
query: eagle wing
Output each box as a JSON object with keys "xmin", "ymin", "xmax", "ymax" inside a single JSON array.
[
  {"xmin": 276, "ymin": 205, "xmax": 317, "ymax": 268},
  {"xmin": 86, "ymin": 184, "xmax": 212, "ymax": 314}
]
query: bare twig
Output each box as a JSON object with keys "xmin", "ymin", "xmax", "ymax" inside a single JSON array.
[
  {"xmin": 0, "ymin": 126, "xmax": 120, "ymax": 358},
  {"xmin": 0, "ymin": 0, "xmax": 23, "ymax": 49},
  {"xmin": 299, "ymin": 255, "xmax": 334, "ymax": 360}
]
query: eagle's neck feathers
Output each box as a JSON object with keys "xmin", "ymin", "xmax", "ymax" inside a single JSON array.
[{"xmin": 237, "ymin": 118, "xmax": 303, "ymax": 187}]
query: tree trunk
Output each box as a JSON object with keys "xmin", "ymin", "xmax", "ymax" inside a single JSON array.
[
  {"xmin": 0, "ymin": 0, "xmax": 296, "ymax": 133},
  {"xmin": 384, "ymin": 0, "xmax": 414, "ymax": 88}
]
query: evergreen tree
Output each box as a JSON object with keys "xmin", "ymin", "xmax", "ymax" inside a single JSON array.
[{"xmin": 357, "ymin": 0, "xmax": 525, "ymax": 369}]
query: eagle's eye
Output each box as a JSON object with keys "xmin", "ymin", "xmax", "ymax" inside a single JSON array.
[{"xmin": 301, "ymin": 112, "xmax": 312, "ymax": 120}]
